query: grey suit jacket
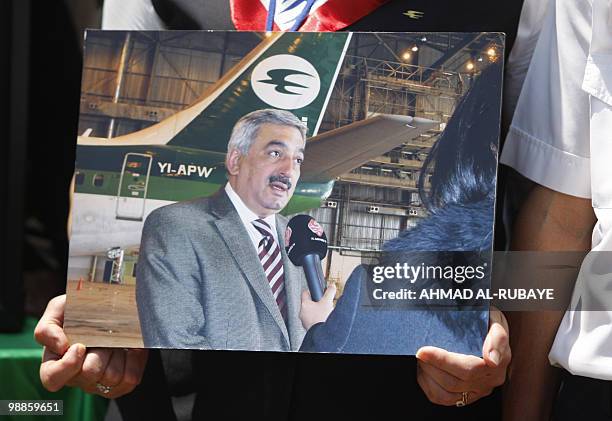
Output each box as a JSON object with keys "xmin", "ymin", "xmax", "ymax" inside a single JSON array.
[{"xmin": 135, "ymin": 189, "xmax": 307, "ymax": 351}]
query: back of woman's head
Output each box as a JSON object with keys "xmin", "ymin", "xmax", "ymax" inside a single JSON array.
[{"xmin": 419, "ymin": 63, "xmax": 502, "ymax": 212}]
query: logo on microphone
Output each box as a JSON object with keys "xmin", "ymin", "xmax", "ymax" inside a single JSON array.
[
  {"xmin": 308, "ymin": 218, "xmax": 324, "ymax": 237},
  {"xmin": 251, "ymin": 55, "xmax": 321, "ymax": 110},
  {"xmin": 285, "ymin": 226, "xmax": 293, "ymax": 246}
]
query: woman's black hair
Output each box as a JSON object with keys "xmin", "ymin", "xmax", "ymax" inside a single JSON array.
[
  {"xmin": 374, "ymin": 64, "xmax": 503, "ymax": 344},
  {"xmin": 418, "ymin": 63, "xmax": 502, "ymax": 212}
]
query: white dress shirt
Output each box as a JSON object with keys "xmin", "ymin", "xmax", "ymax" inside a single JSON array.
[
  {"xmin": 102, "ymin": 0, "xmax": 166, "ymax": 30},
  {"xmin": 224, "ymin": 183, "xmax": 278, "ymax": 253},
  {"xmin": 501, "ymin": 0, "xmax": 612, "ymax": 380}
]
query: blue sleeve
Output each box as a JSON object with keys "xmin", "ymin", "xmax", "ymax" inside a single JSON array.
[{"xmin": 299, "ymin": 265, "xmax": 367, "ymax": 353}]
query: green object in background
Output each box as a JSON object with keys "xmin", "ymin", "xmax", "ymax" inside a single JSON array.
[{"xmin": 0, "ymin": 317, "xmax": 109, "ymax": 421}]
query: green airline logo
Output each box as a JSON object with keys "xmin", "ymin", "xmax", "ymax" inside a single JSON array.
[{"xmin": 167, "ymin": 32, "xmax": 349, "ymax": 148}]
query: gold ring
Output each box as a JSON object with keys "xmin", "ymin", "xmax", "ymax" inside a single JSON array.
[
  {"xmin": 95, "ymin": 382, "xmax": 112, "ymax": 394},
  {"xmin": 455, "ymin": 391, "xmax": 469, "ymax": 407}
]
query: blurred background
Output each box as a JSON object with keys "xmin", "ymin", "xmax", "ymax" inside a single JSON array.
[
  {"xmin": 2, "ymin": 1, "xmax": 105, "ymax": 333},
  {"xmin": 2, "ymin": 2, "xmax": 109, "ymax": 419},
  {"xmin": 2, "ymin": 0, "xmax": 103, "ymax": 332}
]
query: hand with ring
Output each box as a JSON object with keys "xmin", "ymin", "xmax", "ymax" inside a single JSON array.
[
  {"xmin": 95, "ymin": 383, "xmax": 113, "ymax": 395},
  {"xmin": 415, "ymin": 307, "xmax": 511, "ymax": 406},
  {"xmin": 35, "ymin": 295, "xmax": 149, "ymax": 398},
  {"xmin": 455, "ymin": 391, "xmax": 470, "ymax": 407}
]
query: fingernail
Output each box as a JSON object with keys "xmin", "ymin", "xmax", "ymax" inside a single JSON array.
[
  {"xmin": 489, "ymin": 350, "xmax": 500, "ymax": 366},
  {"xmin": 75, "ymin": 344, "xmax": 86, "ymax": 358}
]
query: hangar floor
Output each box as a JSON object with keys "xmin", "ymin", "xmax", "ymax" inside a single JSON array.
[{"xmin": 64, "ymin": 279, "xmax": 144, "ymax": 348}]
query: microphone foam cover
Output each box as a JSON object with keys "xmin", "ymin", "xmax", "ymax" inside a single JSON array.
[{"xmin": 285, "ymin": 215, "xmax": 328, "ymax": 266}]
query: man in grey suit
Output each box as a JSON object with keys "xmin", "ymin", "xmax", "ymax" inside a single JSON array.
[{"xmin": 136, "ymin": 108, "xmax": 324, "ymax": 352}]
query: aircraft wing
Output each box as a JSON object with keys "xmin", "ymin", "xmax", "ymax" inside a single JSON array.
[{"xmin": 301, "ymin": 114, "xmax": 438, "ymax": 183}]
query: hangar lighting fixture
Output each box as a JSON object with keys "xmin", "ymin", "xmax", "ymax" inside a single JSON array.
[
  {"xmin": 486, "ymin": 47, "xmax": 499, "ymax": 62},
  {"xmin": 466, "ymin": 61, "xmax": 475, "ymax": 71},
  {"xmin": 402, "ymin": 51, "xmax": 412, "ymax": 61},
  {"xmin": 411, "ymin": 45, "xmax": 419, "ymax": 52},
  {"xmin": 420, "ymin": 36, "xmax": 427, "ymax": 42}
]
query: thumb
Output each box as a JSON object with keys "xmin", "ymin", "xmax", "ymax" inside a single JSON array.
[
  {"xmin": 415, "ymin": 346, "xmax": 445, "ymax": 363},
  {"xmin": 301, "ymin": 289, "xmax": 312, "ymax": 304},
  {"xmin": 482, "ymin": 319, "xmax": 509, "ymax": 368},
  {"xmin": 40, "ymin": 343, "xmax": 86, "ymax": 392},
  {"xmin": 323, "ymin": 283, "xmax": 337, "ymax": 301}
]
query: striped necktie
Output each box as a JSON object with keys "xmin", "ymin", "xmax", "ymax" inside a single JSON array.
[{"xmin": 252, "ymin": 219, "xmax": 288, "ymax": 323}]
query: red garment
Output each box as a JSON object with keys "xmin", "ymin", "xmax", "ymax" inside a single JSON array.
[{"xmin": 230, "ymin": 0, "xmax": 388, "ymax": 31}]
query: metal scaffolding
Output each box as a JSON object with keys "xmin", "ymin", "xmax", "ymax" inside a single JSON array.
[{"xmin": 313, "ymin": 51, "xmax": 469, "ymax": 253}]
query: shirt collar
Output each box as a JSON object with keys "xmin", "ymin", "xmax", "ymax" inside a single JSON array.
[{"xmin": 224, "ymin": 183, "xmax": 277, "ymax": 234}]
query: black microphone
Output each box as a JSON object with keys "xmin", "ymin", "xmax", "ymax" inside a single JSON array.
[{"xmin": 285, "ymin": 215, "xmax": 328, "ymax": 301}]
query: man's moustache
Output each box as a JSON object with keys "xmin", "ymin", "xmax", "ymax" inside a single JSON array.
[{"xmin": 268, "ymin": 175, "xmax": 292, "ymax": 190}]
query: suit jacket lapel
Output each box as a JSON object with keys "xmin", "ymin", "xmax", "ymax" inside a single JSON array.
[
  {"xmin": 210, "ymin": 189, "xmax": 290, "ymax": 346},
  {"xmin": 275, "ymin": 215, "xmax": 306, "ymax": 350}
]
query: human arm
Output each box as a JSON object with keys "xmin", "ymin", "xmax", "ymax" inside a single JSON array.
[
  {"xmin": 498, "ymin": 0, "xmax": 597, "ymax": 415},
  {"xmin": 417, "ymin": 186, "xmax": 595, "ymax": 412},
  {"xmin": 502, "ymin": 185, "xmax": 595, "ymax": 421},
  {"xmin": 34, "ymin": 295, "xmax": 148, "ymax": 398}
]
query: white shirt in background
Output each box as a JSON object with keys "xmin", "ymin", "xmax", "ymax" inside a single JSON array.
[{"xmin": 501, "ymin": 0, "xmax": 612, "ymax": 380}]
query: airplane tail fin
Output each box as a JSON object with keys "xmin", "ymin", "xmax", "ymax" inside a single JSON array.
[{"xmin": 167, "ymin": 32, "xmax": 351, "ymax": 152}]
